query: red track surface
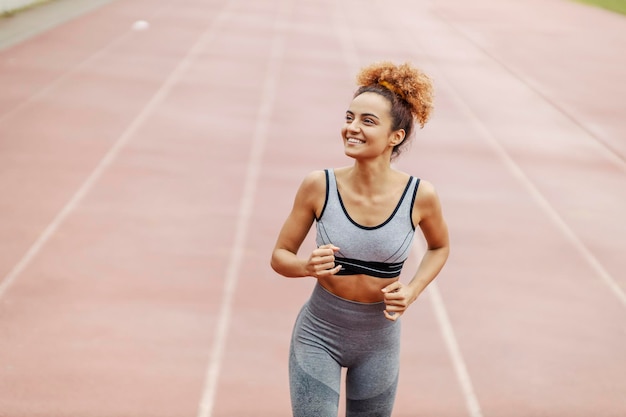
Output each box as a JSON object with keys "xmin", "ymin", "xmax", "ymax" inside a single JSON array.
[{"xmin": 0, "ymin": 0, "xmax": 625, "ymax": 416}]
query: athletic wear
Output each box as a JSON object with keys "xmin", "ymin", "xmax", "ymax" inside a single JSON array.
[
  {"xmin": 315, "ymin": 169, "xmax": 420, "ymax": 278},
  {"xmin": 289, "ymin": 169, "xmax": 421, "ymax": 416},
  {"xmin": 290, "ymin": 283, "xmax": 400, "ymax": 417}
]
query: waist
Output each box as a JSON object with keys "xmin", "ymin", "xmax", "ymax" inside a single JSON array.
[
  {"xmin": 316, "ymin": 274, "xmax": 400, "ymax": 303},
  {"xmin": 307, "ymin": 282, "xmax": 394, "ymax": 329}
]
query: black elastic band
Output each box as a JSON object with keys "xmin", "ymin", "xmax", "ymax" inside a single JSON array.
[{"xmin": 334, "ymin": 257, "xmax": 404, "ymax": 279}]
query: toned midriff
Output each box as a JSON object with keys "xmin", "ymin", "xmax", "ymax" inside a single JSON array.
[{"xmin": 317, "ymin": 274, "xmax": 400, "ymax": 303}]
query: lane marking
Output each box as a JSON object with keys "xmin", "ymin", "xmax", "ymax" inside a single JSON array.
[
  {"xmin": 412, "ymin": 245, "xmax": 484, "ymax": 417},
  {"xmin": 195, "ymin": 1, "xmax": 290, "ymax": 416},
  {"xmin": 0, "ymin": 2, "xmax": 233, "ymax": 299},
  {"xmin": 390, "ymin": 3, "xmax": 626, "ymax": 410},
  {"xmin": 0, "ymin": 1, "xmax": 171, "ymax": 126},
  {"xmin": 433, "ymin": 10, "xmax": 626, "ymax": 170},
  {"xmin": 427, "ymin": 283, "xmax": 484, "ymax": 417},
  {"xmin": 396, "ymin": 5, "xmax": 626, "ymax": 308},
  {"xmin": 438, "ymin": 75, "xmax": 626, "ymax": 309},
  {"xmin": 335, "ymin": 1, "xmax": 484, "ymax": 415}
]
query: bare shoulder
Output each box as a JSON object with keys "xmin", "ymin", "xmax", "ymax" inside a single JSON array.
[
  {"xmin": 293, "ymin": 170, "xmax": 328, "ymax": 216},
  {"xmin": 413, "ymin": 179, "xmax": 444, "ymax": 221},
  {"xmin": 416, "ymin": 179, "xmax": 438, "ymax": 201},
  {"xmin": 300, "ymin": 169, "xmax": 326, "ymax": 190}
]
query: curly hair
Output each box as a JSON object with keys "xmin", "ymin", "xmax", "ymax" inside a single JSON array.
[{"xmin": 355, "ymin": 61, "xmax": 434, "ymax": 158}]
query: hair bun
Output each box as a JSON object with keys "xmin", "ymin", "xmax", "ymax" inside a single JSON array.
[{"xmin": 356, "ymin": 61, "xmax": 434, "ymax": 127}]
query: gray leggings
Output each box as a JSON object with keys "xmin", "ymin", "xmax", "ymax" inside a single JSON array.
[{"xmin": 289, "ymin": 283, "xmax": 401, "ymax": 417}]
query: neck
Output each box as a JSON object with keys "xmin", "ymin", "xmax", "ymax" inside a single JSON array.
[{"xmin": 347, "ymin": 159, "xmax": 394, "ymax": 194}]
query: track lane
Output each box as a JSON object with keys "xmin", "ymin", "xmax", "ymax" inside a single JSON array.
[
  {"xmin": 0, "ymin": 0, "xmax": 257, "ymax": 415},
  {"xmin": 0, "ymin": 0, "xmax": 624, "ymax": 416}
]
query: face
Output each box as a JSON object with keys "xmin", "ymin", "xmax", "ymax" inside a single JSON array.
[{"xmin": 342, "ymin": 92, "xmax": 405, "ymax": 160}]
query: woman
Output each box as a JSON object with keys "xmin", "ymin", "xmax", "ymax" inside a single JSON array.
[{"xmin": 270, "ymin": 61, "xmax": 450, "ymax": 417}]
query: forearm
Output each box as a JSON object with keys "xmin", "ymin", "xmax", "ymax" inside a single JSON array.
[
  {"xmin": 271, "ymin": 248, "xmax": 309, "ymax": 278},
  {"xmin": 407, "ymin": 246, "xmax": 450, "ymax": 300}
]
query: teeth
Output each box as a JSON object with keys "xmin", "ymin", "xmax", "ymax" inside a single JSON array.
[{"xmin": 347, "ymin": 138, "xmax": 364, "ymax": 144}]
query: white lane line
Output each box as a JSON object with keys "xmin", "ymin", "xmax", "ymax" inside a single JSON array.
[
  {"xmin": 432, "ymin": 11, "xmax": 626, "ymax": 172},
  {"xmin": 428, "ymin": 283, "xmax": 484, "ymax": 417},
  {"xmin": 440, "ymin": 76, "xmax": 626, "ymax": 309},
  {"xmin": 392, "ymin": 4, "xmax": 626, "ymax": 309},
  {"xmin": 412, "ymin": 245, "xmax": 483, "ymax": 417},
  {"xmin": 335, "ymin": 2, "xmax": 484, "ymax": 416},
  {"xmin": 381, "ymin": 4, "xmax": 625, "ymax": 412},
  {"xmin": 0, "ymin": 3, "xmax": 233, "ymax": 299},
  {"xmin": 195, "ymin": 1, "xmax": 290, "ymax": 416},
  {"xmin": 0, "ymin": 1, "xmax": 174, "ymax": 126}
]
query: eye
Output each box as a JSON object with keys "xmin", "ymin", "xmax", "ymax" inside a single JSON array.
[
  {"xmin": 345, "ymin": 114, "xmax": 353, "ymax": 122},
  {"xmin": 364, "ymin": 118, "xmax": 375, "ymax": 125}
]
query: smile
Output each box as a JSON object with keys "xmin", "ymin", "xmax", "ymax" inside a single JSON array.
[{"xmin": 347, "ymin": 138, "xmax": 365, "ymax": 144}]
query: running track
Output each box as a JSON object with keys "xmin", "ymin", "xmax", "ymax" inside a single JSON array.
[{"xmin": 0, "ymin": 0, "xmax": 625, "ymax": 416}]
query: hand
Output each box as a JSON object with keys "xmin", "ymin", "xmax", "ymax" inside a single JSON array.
[
  {"xmin": 306, "ymin": 244, "xmax": 342, "ymax": 278},
  {"xmin": 381, "ymin": 281, "xmax": 416, "ymax": 321}
]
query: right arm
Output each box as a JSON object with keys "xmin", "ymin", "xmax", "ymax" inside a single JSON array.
[{"xmin": 270, "ymin": 171, "xmax": 341, "ymax": 278}]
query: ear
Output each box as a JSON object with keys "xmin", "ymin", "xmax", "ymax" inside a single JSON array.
[{"xmin": 390, "ymin": 129, "xmax": 406, "ymax": 146}]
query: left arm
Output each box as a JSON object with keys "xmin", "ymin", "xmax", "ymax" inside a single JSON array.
[{"xmin": 382, "ymin": 180, "xmax": 450, "ymax": 320}]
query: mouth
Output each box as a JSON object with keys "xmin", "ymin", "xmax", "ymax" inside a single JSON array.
[{"xmin": 346, "ymin": 137, "xmax": 365, "ymax": 144}]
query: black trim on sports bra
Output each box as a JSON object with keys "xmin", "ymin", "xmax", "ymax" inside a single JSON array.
[
  {"xmin": 336, "ymin": 175, "xmax": 414, "ymax": 230},
  {"xmin": 316, "ymin": 169, "xmax": 330, "ymax": 221},
  {"xmin": 410, "ymin": 178, "xmax": 421, "ymax": 230}
]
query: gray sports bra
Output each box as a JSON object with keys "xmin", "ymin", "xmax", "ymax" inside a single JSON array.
[{"xmin": 315, "ymin": 169, "xmax": 420, "ymax": 278}]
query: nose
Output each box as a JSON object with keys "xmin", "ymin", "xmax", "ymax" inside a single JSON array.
[{"xmin": 346, "ymin": 119, "xmax": 360, "ymax": 132}]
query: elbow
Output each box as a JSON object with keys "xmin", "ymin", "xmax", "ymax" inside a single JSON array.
[
  {"xmin": 270, "ymin": 249, "xmax": 287, "ymax": 276},
  {"xmin": 439, "ymin": 241, "xmax": 450, "ymax": 259},
  {"xmin": 270, "ymin": 248, "xmax": 304, "ymax": 278},
  {"xmin": 270, "ymin": 251, "xmax": 280, "ymax": 275},
  {"xmin": 428, "ymin": 241, "xmax": 450, "ymax": 260},
  {"xmin": 440, "ymin": 240, "xmax": 450, "ymax": 255}
]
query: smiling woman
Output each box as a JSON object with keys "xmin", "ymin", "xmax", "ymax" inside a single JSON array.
[
  {"xmin": 348, "ymin": 62, "xmax": 434, "ymax": 160},
  {"xmin": 270, "ymin": 61, "xmax": 449, "ymax": 417}
]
